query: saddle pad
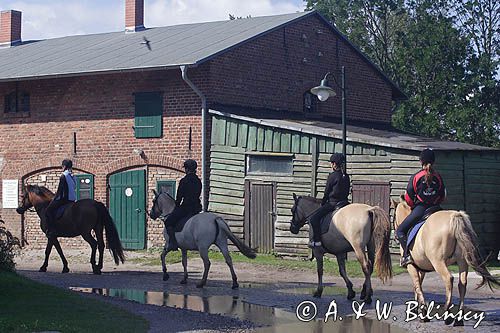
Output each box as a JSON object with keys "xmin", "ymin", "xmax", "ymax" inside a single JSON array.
[
  {"xmin": 55, "ymin": 203, "xmax": 73, "ymax": 220},
  {"xmin": 407, "ymin": 206, "xmax": 442, "ymax": 247},
  {"xmin": 173, "ymin": 215, "xmax": 193, "ymax": 232},
  {"xmin": 317, "ymin": 202, "xmax": 350, "ymax": 236}
]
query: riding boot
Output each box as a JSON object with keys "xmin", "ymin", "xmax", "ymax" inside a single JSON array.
[
  {"xmin": 166, "ymin": 226, "xmax": 178, "ymax": 251},
  {"xmin": 308, "ymin": 222, "xmax": 322, "ymax": 248},
  {"xmin": 398, "ymin": 235, "xmax": 413, "ymax": 267}
]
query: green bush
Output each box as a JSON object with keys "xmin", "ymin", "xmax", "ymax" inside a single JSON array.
[{"xmin": 0, "ymin": 217, "xmax": 20, "ymax": 271}]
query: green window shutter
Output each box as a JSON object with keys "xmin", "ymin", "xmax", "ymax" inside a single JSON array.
[
  {"xmin": 157, "ymin": 180, "xmax": 176, "ymax": 198},
  {"xmin": 75, "ymin": 174, "xmax": 94, "ymax": 200},
  {"xmin": 134, "ymin": 92, "xmax": 163, "ymax": 138}
]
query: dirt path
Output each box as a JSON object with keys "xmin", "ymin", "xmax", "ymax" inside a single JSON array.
[{"xmin": 15, "ymin": 248, "xmax": 500, "ymax": 332}]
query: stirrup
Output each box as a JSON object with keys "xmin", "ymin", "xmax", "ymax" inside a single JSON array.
[
  {"xmin": 308, "ymin": 241, "xmax": 322, "ymax": 248},
  {"xmin": 400, "ymin": 255, "xmax": 413, "ymax": 267}
]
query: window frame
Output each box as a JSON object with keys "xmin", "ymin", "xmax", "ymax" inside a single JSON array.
[
  {"xmin": 245, "ymin": 153, "xmax": 294, "ymax": 176},
  {"xmin": 156, "ymin": 179, "xmax": 176, "ymax": 198},
  {"xmin": 75, "ymin": 174, "xmax": 94, "ymax": 200}
]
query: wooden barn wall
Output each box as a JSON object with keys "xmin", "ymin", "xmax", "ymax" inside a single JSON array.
[{"xmin": 209, "ymin": 115, "xmax": 499, "ymax": 257}]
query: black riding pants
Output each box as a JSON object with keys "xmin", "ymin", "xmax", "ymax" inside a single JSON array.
[
  {"xmin": 396, "ymin": 204, "xmax": 428, "ymax": 240},
  {"xmin": 309, "ymin": 203, "xmax": 335, "ymax": 242}
]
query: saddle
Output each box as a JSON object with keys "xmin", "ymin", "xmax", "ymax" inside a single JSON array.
[
  {"xmin": 163, "ymin": 213, "xmax": 196, "ymax": 232},
  {"xmin": 55, "ymin": 203, "xmax": 74, "ymax": 220},
  {"xmin": 316, "ymin": 201, "xmax": 350, "ymax": 236},
  {"xmin": 406, "ymin": 206, "xmax": 442, "ymax": 247}
]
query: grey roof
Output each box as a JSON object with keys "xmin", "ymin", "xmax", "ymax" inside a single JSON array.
[
  {"xmin": 0, "ymin": 12, "xmax": 310, "ymax": 81},
  {"xmin": 0, "ymin": 11, "xmax": 405, "ymax": 99},
  {"xmin": 210, "ymin": 110, "xmax": 498, "ymax": 152}
]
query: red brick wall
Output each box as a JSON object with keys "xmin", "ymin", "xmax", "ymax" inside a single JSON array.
[
  {"xmin": 0, "ymin": 69, "xmax": 206, "ymax": 248},
  {"xmin": 207, "ymin": 15, "xmax": 394, "ymax": 124},
  {"xmin": 0, "ymin": 14, "xmax": 396, "ymax": 249}
]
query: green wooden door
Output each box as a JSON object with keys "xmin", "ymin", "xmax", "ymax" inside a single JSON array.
[{"xmin": 109, "ymin": 170, "xmax": 146, "ymax": 250}]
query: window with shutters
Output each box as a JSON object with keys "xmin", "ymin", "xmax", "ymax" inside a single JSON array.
[
  {"xmin": 134, "ymin": 92, "xmax": 163, "ymax": 138},
  {"xmin": 157, "ymin": 180, "xmax": 176, "ymax": 198},
  {"xmin": 75, "ymin": 174, "xmax": 94, "ymax": 200}
]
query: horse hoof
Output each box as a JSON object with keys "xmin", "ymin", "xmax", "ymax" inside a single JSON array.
[
  {"xmin": 347, "ymin": 290, "xmax": 356, "ymax": 300},
  {"xmin": 232, "ymin": 282, "xmax": 239, "ymax": 289},
  {"xmin": 163, "ymin": 273, "xmax": 169, "ymax": 281},
  {"xmin": 62, "ymin": 267, "xmax": 70, "ymax": 274},
  {"xmin": 453, "ymin": 319, "xmax": 464, "ymax": 327},
  {"xmin": 196, "ymin": 283, "xmax": 205, "ymax": 289},
  {"xmin": 39, "ymin": 266, "xmax": 47, "ymax": 272},
  {"xmin": 444, "ymin": 317, "xmax": 454, "ymax": 326},
  {"xmin": 93, "ymin": 269, "xmax": 101, "ymax": 275},
  {"xmin": 313, "ymin": 290, "xmax": 322, "ymax": 298},
  {"xmin": 364, "ymin": 297, "xmax": 372, "ymax": 305},
  {"xmin": 180, "ymin": 279, "xmax": 187, "ymax": 285}
]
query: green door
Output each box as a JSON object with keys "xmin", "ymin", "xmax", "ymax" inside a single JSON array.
[{"xmin": 109, "ymin": 170, "xmax": 146, "ymax": 250}]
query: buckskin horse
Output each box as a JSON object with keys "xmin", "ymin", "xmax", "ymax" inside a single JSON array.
[
  {"xmin": 290, "ymin": 194, "xmax": 393, "ymax": 303},
  {"xmin": 392, "ymin": 195, "xmax": 499, "ymax": 326},
  {"xmin": 149, "ymin": 190, "xmax": 256, "ymax": 288},
  {"xmin": 16, "ymin": 184, "xmax": 125, "ymax": 274}
]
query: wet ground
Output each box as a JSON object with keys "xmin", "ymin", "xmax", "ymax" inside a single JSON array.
[{"xmin": 15, "ymin": 249, "xmax": 500, "ymax": 332}]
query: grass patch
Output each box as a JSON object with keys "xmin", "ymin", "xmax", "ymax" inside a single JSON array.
[
  {"xmin": 0, "ymin": 271, "xmax": 148, "ymax": 333},
  {"xmin": 130, "ymin": 249, "xmax": 407, "ymax": 278}
]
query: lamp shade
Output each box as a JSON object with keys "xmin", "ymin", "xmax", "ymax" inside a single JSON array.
[{"xmin": 310, "ymin": 78, "xmax": 336, "ymax": 101}]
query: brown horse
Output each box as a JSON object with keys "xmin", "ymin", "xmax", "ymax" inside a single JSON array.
[
  {"xmin": 392, "ymin": 195, "xmax": 499, "ymax": 326},
  {"xmin": 16, "ymin": 184, "xmax": 125, "ymax": 274},
  {"xmin": 290, "ymin": 194, "xmax": 392, "ymax": 303}
]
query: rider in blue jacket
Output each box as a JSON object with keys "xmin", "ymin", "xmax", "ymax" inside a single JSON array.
[{"xmin": 45, "ymin": 159, "xmax": 77, "ymax": 237}]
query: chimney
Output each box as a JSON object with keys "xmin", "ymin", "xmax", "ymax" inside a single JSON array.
[
  {"xmin": 0, "ymin": 10, "xmax": 22, "ymax": 47},
  {"xmin": 125, "ymin": 0, "xmax": 145, "ymax": 32}
]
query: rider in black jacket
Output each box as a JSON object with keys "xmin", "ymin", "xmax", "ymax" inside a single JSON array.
[
  {"xmin": 164, "ymin": 159, "xmax": 202, "ymax": 251},
  {"xmin": 309, "ymin": 153, "xmax": 350, "ymax": 248}
]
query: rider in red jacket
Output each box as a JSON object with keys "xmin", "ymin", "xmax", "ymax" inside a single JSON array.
[{"xmin": 397, "ymin": 149, "xmax": 446, "ymax": 267}]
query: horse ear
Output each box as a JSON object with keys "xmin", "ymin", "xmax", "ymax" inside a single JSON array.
[
  {"xmin": 293, "ymin": 193, "xmax": 297, "ymax": 201},
  {"xmin": 399, "ymin": 194, "xmax": 405, "ymax": 202},
  {"xmin": 390, "ymin": 198, "xmax": 398, "ymax": 208}
]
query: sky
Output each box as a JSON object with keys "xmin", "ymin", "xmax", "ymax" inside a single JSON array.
[{"xmin": 1, "ymin": 0, "xmax": 306, "ymax": 40}]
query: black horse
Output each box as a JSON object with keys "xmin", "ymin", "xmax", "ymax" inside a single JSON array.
[{"xmin": 16, "ymin": 185, "xmax": 125, "ymax": 274}]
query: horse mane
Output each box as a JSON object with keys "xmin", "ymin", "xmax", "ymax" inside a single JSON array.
[
  {"xmin": 301, "ymin": 195, "xmax": 321, "ymax": 204},
  {"xmin": 27, "ymin": 185, "xmax": 55, "ymax": 200}
]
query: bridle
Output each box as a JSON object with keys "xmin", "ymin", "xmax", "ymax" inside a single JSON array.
[{"xmin": 290, "ymin": 196, "xmax": 316, "ymax": 232}]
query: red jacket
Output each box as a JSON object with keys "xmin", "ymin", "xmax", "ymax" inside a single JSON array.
[{"xmin": 404, "ymin": 169, "xmax": 445, "ymax": 208}]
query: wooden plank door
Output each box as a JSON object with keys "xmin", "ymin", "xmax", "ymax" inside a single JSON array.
[
  {"xmin": 109, "ymin": 169, "xmax": 146, "ymax": 249},
  {"xmin": 245, "ymin": 181, "xmax": 276, "ymax": 253},
  {"xmin": 352, "ymin": 181, "xmax": 390, "ymax": 213}
]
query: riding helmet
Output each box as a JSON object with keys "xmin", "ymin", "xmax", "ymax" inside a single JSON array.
[
  {"xmin": 329, "ymin": 153, "xmax": 346, "ymax": 165},
  {"xmin": 419, "ymin": 149, "xmax": 435, "ymax": 164},
  {"xmin": 183, "ymin": 159, "xmax": 198, "ymax": 172},
  {"xmin": 61, "ymin": 159, "xmax": 73, "ymax": 169}
]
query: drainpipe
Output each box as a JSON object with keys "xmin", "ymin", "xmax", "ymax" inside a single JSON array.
[{"xmin": 180, "ymin": 65, "xmax": 207, "ymax": 211}]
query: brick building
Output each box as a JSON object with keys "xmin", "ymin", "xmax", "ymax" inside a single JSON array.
[{"xmin": 1, "ymin": 1, "xmax": 409, "ymax": 249}]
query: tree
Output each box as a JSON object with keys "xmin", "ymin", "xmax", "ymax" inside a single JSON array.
[{"xmin": 305, "ymin": 0, "xmax": 499, "ymax": 147}]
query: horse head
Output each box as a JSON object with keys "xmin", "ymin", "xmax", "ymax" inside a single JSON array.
[
  {"xmin": 149, "ymin": 189, "xmax": 176, "ymax": 220},
  {"xmin": 16, "ymin": 185, "xmax": 53, "ymax": 214},
  {"xmin": 391, "ymin": 194, "xmax": 411, "ymax": 229},
  {"xmin": 290, "ymin": 193, "xmax": 306, "ymax": 234}
]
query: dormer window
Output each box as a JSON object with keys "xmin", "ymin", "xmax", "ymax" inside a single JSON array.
[{"xmin": 4, "ymin": 90, "xmax": 30, "ymax": 113}]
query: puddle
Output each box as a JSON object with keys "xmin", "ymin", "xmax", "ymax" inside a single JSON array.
[
  {"xmin": 71, "ymin": 287, "xmax": 407, "ymax": 332},
  {"xmin": 278, "ymin": 286, "xmax": 347, "ymax": 296}
]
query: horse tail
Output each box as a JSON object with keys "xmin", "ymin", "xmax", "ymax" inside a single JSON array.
[
  {"xmin": 97, "ymin": 202, "xmax": 125, "ymax": 265},
  {"xmin": 369, "ymin": 206, "xmax": 393, "ymax": 283},
  {"xmin": 451, "ymin": 211, "xmax": 500, "ymax": 290},
  {"xmin": 216, "ymin": 217, "xmax": 256, "ymax": 259}
]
